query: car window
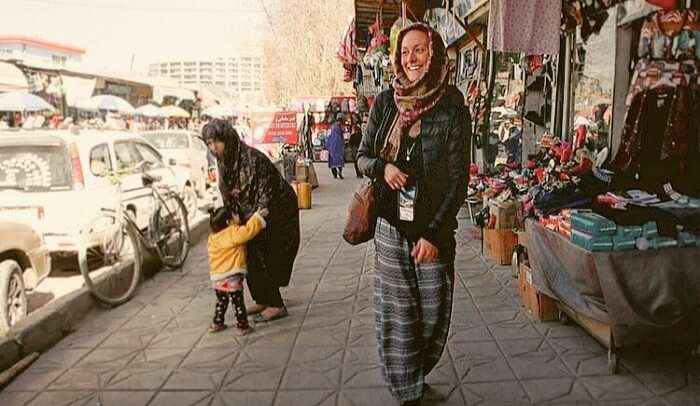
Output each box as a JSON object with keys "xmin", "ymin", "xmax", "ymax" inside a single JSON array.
[
  {"xmin": 0, "ymin": 145, "xmax": 72, "ymax": 191},
  {"xmin": 114, "ymin": 141, "xmax": 141, "ymax": 170},
  {"xmin": 134, "ymin": 142, "xmax": 163, "ymax": 166},
  {"xmin": 89, "ymin": 143, "xmax": 112, "ymax": 176}
]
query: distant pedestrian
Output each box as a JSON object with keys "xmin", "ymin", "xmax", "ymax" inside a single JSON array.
[
  {"xmin": 356, "ymin": 22, "xmax": 471, "ymax": 406},
  {"xmin": 207, "ymin": 204, "xmax": 268, "ymax": 335},
  {"xmin": 349, "ymin": 122, "xmax": 363, "ymax": 178},
  {"xmin": 203, "ymin": 119, "xmax": 299, "ymax": 323},
  {"xmin": 326, "ymin": 113, "xmax": 345, "ymax": 179}
]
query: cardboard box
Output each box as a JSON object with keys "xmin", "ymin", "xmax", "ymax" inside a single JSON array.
[
  {"xmin": 518, "ymin": 264, "xmax": 559, "ymax": 321},
  {"xmin": 571, "ymin": 213, "xmax": 616, "ymax": 236},
  {"xmin": 488, "ymin": 202, "xmax": 516, "ymax": 229},
  {"xmin": 571, "ymin": 229, "xmax": 613, "ymax": 251},
  {"xmin": 485, "ymin": 228, "xmax": 518, "ymax": 265}
]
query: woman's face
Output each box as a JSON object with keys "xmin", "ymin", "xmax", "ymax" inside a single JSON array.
[
  {"xmin": 401, "ymin": 30, "xmax": 430, "ymax": 83},
  {"xmin": 207, "ymin": 139, "xmax": 226, "ymax": 160}
]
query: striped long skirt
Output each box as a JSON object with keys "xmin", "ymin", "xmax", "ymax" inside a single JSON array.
[{"xmin": 373, "ymin": 217, "xmax": 455, "ymax": 402}]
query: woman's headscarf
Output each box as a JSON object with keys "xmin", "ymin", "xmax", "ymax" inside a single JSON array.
[
  {"xmin": 381, "ymin": 22, "xmax": 449, "ymax": 162},
  {"xmin": 201, "ymin": 119, "xmax": 241, "ymax": 200}
]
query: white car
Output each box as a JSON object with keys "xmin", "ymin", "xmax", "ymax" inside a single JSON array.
[
  {"xmin": 140, "ymin": 130, "xmax": 208, "ymax": 199},
  {"xmin": 0, "ymin": 129, "xmax": 194, "ymax": 260},
  {"xmin": 0, "ymin": 220, "xmax": 51, "ymax": 334}
]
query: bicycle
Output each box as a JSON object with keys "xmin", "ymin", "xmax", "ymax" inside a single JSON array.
[{"xmin": 78, "ymin": 164, "xmax": 191, "ymax": 306}]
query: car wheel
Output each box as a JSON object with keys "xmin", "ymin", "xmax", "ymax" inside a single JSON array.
[
  {"xmin": 0, "ymin": 260, "xmax": 28, "ymax": 335},
  {"xmin": 182, "ymin": 185, "xmax": 198, "ymax": 222}
]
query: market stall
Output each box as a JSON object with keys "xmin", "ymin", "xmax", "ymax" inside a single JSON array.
[{"xmin": 441, "ymin": 0, "xmax": 700, "ymax": 373}]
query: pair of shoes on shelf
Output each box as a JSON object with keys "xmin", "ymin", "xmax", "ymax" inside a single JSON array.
[{"xmin": 253, "ymin": 306, "xmax": 288, "ymax": 322}]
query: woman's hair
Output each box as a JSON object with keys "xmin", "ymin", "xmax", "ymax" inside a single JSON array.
[{"xmin": 201, "ymin": 118, "xmax": 240, "ymax": 144}]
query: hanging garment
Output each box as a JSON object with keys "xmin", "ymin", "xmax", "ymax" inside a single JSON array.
[
  {"xmin": 612, "ymin": 84, "xmax": 700, "ymax": 192},
  {"xmin": 625, "ymin": 58, "xmax": 699, "ymax": 107},
  {"xmin": 638, "ymin": 9, "xmax": 699, "ymax": 59},
  {"xmin": 487, "ymin": 0, "xmax": 562, "ymax": 55}
]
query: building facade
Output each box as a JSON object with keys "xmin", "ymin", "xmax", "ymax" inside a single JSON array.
[
  {"xmin": 0, "ymin": 36, "xmax": 85, "ymax": 69},
  {"xmin": 148, "ymin": 54, "xmax": 264, "ymax": 104}
]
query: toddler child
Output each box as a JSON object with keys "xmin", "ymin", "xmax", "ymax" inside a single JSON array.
[{"xmin": 207, "ymin": 204, "xmax": 267, "ymax": 335}]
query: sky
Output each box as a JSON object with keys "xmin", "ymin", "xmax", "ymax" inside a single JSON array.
[{"xmin": 2, "ymin": 0, "xmax": 267, "ymax": 75}]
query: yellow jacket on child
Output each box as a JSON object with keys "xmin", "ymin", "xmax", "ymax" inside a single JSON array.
[{"xmin": 208, "ymin": 212, "xmax": 266, "ymax": 281}]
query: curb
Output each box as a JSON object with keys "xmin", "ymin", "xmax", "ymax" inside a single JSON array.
[{"xmin": 0, "ymin": 216, "xmax": 209, "ymax": 374}]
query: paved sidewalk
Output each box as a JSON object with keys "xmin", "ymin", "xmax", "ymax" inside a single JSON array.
[{"xmin": 2, "ymin": 164, "xmax": 699, "ymax": 406}]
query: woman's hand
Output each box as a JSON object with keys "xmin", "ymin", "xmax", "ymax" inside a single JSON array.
[
  {"xmin": 258, "ymin": 208, "xmax": 269, "ymax": 217},
  {"xmin": 412, "ymin": 238, "xmax": 439, "ymax": 264},
  {"xmin": 384, "ymin": 163, "xmax": 408, "ymax": 190}
]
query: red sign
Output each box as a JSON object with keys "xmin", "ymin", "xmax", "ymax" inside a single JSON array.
[{"xmin": 250, "ymin": 111, "xmax": 298, "ymax": 144}]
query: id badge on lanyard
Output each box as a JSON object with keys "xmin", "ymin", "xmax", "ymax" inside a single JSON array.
[{"xmin": 398, "ymin": 143, "xmax": 417, "ymax": 222}]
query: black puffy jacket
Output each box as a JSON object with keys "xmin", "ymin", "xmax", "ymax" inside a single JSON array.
[{"xmin": 357, "ymin": 86, "xmax": 471, "ymax": 254}]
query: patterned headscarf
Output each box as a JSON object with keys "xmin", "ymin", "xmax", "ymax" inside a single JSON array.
[
  {"xmin": 393, "ymin": 23, "xmax": 449, "ymax": 127},
  {"xmin": 381, "ymin": 22, "xmax": 449, "ymax": 161}
]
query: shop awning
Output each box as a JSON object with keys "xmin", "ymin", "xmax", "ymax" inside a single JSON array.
[
  {"xmin": 153, "ymin": 85, "xmax": 195, "ymax": 104},
  {"xmin": 0, "ymin": 61, "xmax": 28, "ymax": 93},
  {"xmin": 61, "ymin": 74, "xmax": 96, "ymax": 107},
  {"xmin": 354, "ymin": 0, "xmax": 444, "ymax": 48}
]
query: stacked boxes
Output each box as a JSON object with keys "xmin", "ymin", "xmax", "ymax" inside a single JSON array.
[
  {"xmin": 518, "ymin": 264, "xmax": 559, "ymax": 321},
  {"xmin": 485, "ymin": 228, "xmax": 518, "ymax": 265},
  {"xmin": 571, "ymin": 213, "xmax": 616, "ymax": 251}
]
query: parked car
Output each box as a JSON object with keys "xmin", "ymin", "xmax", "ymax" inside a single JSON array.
[
  {"xmin": 0, "ymin": 129, "xmax": 194, "ymax": 262},
  {"xmin": 140, "ymin": 130, "xmax": 208, "ymax": 200},
  {"xmin": 0, "ymin": 220, "xmax": 51, "ymax": 334}
]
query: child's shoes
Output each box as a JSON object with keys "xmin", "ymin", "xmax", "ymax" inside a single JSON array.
[
  {"xmin": 234, "ymin": 326, "xmax": 253, "ymax": 336},
  {"xmin": 209, "ymin": 323, "xmax": 227, "ymax": 333}
]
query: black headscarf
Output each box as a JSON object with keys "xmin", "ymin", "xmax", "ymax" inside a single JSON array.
[{"xmin": 201, "ymin": 119, "xmax": 242, "ymax": 202}]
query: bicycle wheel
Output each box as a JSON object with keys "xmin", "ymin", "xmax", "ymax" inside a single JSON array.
[
  {"xmin": 158, "ymin": 193, "xmax": 191, "ymax": 269},
  {"xmin": 79, "ymin": 210, "xmax": 142, "ymax": 306}
]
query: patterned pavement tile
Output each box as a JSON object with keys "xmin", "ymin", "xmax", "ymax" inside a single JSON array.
[
  {"xmin": 280, "ymin": 346, "xmax": 344, "ymax": 389},
  {"xmin": 3, "ymin": 348, "xmax": 90, "ymax": 392},
  {"xmin": 520, "ymin": 377, "xmax": 594, "ymax": 404},
  {"xmin": 297, "ymin": 317, "xmax": 351, "ymax": 347},
  {"xmin": 0, "ymin": 391, "xmax": 36, "ymax": 406},
  {"xmin": 461, "ymin": 380, "xmax": 530, "ymax": 404},
  {"xmin": 212, "ymin": 391, "xmax": 275, "ymax": 406},
  {"xmin": 275, "ymin": 390, "xmax": 337, "ymax": 406},
  {"xmin": 448, "ymin": 341, "xmax": 517, "ymax": 383},
  {"xmin": 341, "ymin": 345, "xmax": 384, "ymax": 388},
  {"xmin": 580, "ymin": 375, "xmax": 655, "ymax": 402},
  {"xmin": 338, "ymin": 388, "xmax": 395, "ymax": 406},
  {"xmin": 148, "ymin": 391, "xmax": 215, "ymax": 406}
]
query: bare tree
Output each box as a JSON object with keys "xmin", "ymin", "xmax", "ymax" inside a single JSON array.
[{"xmin": 262, "ymin": 0, "xmax": 355, "ymax": 107}]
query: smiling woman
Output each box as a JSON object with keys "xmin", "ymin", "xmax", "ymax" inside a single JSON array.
[{"xmin": 356, "ymin": 22, "xmax": 471, "ymax": 406}]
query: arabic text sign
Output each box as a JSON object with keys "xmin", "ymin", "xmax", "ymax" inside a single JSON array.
[{"xmin": 251, "ymin": 112, "xmax": 298, "ymax": 144}]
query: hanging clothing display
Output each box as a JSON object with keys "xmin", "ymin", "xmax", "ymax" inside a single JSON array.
[
  {"xmin": 487, "ymin": 0, "xmax": 562, "ymax": 55},
  {"xmin": 638, "ymin": 9, "xmax": 700, "ymax": 60},
  {"xmin": 612, "ymin": 58, "xmax": 700, "ymax": 194}
]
